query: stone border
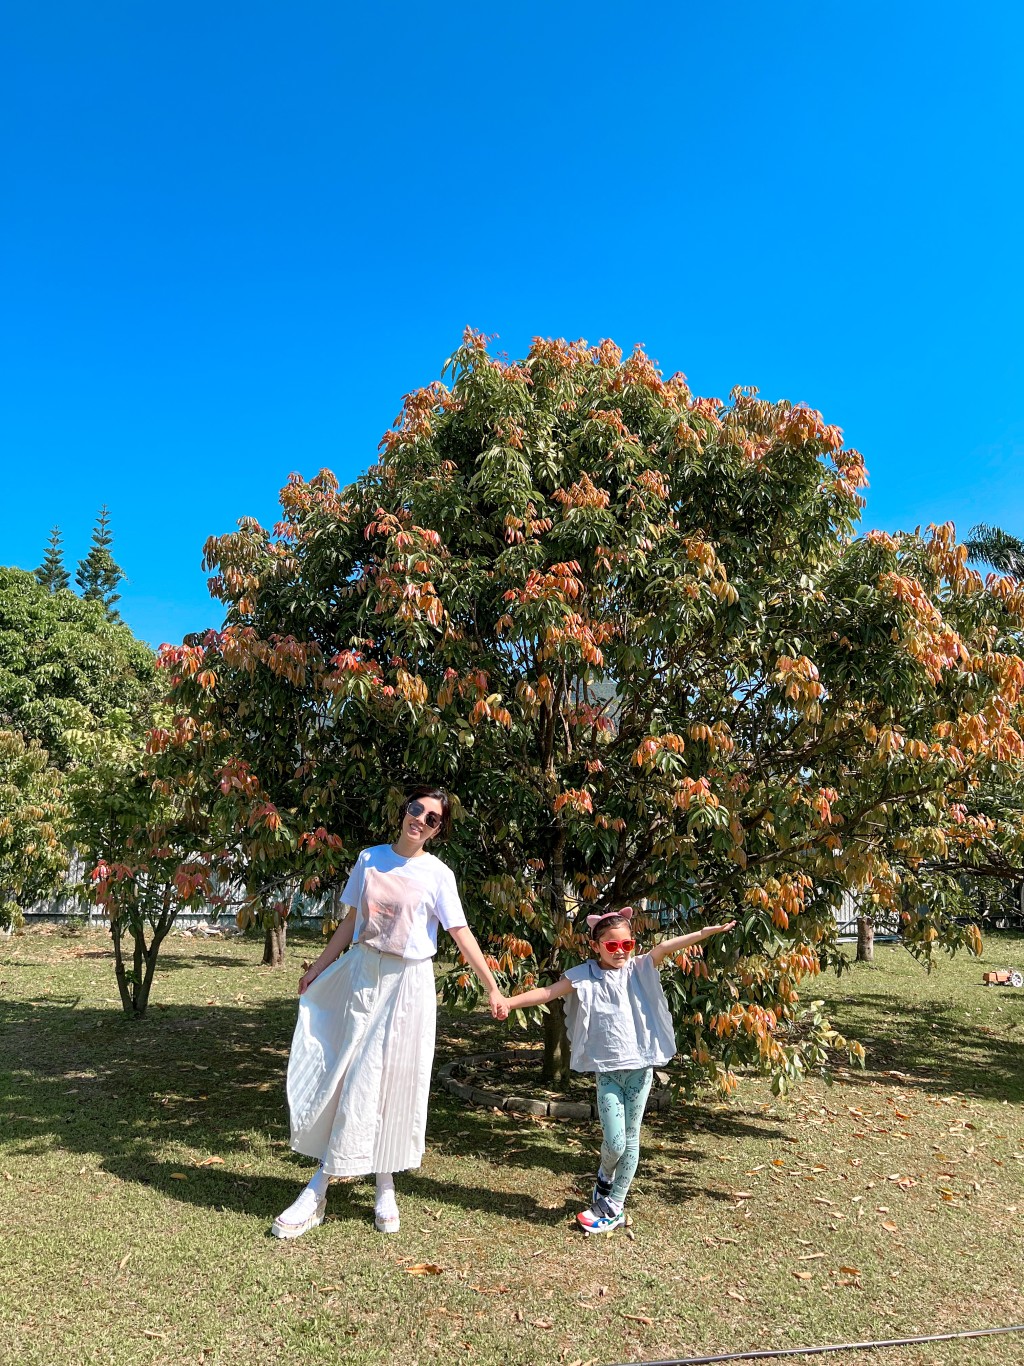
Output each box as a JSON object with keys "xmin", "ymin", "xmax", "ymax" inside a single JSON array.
[{"xmin": 437, "ymin": 1049, "xmax": 673, "ymax": 1121}]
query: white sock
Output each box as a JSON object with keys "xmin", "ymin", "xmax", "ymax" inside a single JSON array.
[
  {"xmin": 375, "ymin": 1172, "xmax": 398, "ymax": 1219},
  {"xmin": 307, "ymin": 1163, "xmax": 330, "ymax": 1200}
]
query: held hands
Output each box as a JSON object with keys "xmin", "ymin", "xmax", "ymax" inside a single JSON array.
[{"xmin": 488, "ymin": 989, "xmax": 511, "ymax": 1021}]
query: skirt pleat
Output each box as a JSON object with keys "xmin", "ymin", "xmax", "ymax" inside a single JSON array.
[{"xmin": 286, "ymin": 942, "xmax": 437, "ymax": 1177}]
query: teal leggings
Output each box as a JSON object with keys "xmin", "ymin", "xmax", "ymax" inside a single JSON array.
[{"xmin": 596, "ymin": 1067, "xmax": 654, "ymax": 1205}]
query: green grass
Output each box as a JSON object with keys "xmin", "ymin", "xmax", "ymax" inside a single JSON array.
[{"xmin": 2, "ymin": 926, "xmax": 1024, "ymax": 1366}]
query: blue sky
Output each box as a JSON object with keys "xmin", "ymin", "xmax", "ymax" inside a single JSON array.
[{"xmin": 4, "ymin": 1, "xmax": 1022, "ymax": 647}]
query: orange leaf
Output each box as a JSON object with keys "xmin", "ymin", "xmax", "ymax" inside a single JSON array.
[{"xmin": 405, "ymin": 1263, "xmax": 443, "ymax": 1276}]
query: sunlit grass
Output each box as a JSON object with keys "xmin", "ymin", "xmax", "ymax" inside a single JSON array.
[{"xmin": 2, "ymin": 925, "xmax": 1024, "ymax": 1365}]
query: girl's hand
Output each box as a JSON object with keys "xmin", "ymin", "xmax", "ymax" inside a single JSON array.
[
  {"xmin": 704, "ymin": 921, "xmax": 736, "ymax": 938},
  {"xmin": 488, "ymin": 989, "xmax": 510, "ymax": 1021},
  {"xmin": 298, "ymin": 964, "xmax": 320, "ymax": 995}
]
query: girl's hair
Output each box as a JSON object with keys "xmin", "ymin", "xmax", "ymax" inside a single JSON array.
[
  {"xmin": 399, "ymin": 784, "xmax": 452, "ymax": 841},
  {"xmin": 588, "ymin": 912, "xmax": 632, "ymax": 943}
]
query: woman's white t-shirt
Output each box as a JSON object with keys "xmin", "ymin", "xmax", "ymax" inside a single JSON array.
[{"xmin": 341, "ymin": 844, "xmax": 468, "ymax": 961}]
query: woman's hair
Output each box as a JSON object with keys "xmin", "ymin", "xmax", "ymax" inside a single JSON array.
[
  {"xmin": 399, "ymin": 784, "xmax": 452, "ymax": 841},
  {"xmin": 588, "ymin": 912, "xmax": 633, "ymax": 944}
]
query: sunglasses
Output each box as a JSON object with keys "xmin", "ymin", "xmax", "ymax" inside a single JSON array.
[
  {"xmin": 406, "ymin": 799, "xmax": 442, "ymax": 830},
  {"xmin": 599, "ymin": 939, "xmax": 635, "ymax": 954}
]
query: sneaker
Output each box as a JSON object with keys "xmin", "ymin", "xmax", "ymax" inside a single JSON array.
[
  {"xmin": 271, "ymin": 1187, "xmax": 326, "ymax": 1240},
  {"xmin": 576, "ymin": 1195, "xmax": 626, "ymax": 1234}
]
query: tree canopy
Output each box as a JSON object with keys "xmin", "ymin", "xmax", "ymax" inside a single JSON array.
[
  {"xmin": 0, "ymin": 567, "xmax": 156, "ymax": 769},
  {"xmin": 965, "ymin": 523, "xmax": 1024, "ymax": 579},
  {"xmin": 152, "ymin": 332, "xmax": 1024, "ymax": 1089},
  {"xmin": 0, "ymin": 729, "xmax": 67, "ymax": 930}
]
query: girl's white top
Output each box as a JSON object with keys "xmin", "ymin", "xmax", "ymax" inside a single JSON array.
[
  {"xmin": 562, "ymin": 954, "xmax": 677, "ymax": 1072},
  {"xmin": 341, "ymin": 844, "xmax": 467, "ymax": 961}
]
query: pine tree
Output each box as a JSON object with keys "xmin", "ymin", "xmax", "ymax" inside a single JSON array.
[
  {"xmin": 36, "ymin": 526, "xmax": 71, "ymax": 593},
  {"xmin": 76, "ymin": 506, "xmax": 125, "ymax": 619}
]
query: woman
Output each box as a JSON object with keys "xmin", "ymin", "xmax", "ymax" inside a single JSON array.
[{"xmin": 272, "ymin": 785, "xmax": 503, "ymax": 1238}]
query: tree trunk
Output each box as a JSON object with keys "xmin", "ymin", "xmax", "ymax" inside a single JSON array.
[
  {"xmin": 263, "ymin": 921, "xmax": 287, "ymax": 967},
  {"xmin": 856, "ymin": 916, "xmax": 874, "ymax": 963},
  {"xmin": 542, "ymin": 1001, "xmax": 571, "ymax": 1087}
]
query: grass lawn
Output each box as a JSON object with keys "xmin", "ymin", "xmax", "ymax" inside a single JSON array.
[{"xmin": 2, "ymin": 926, "xmax": 1024, "ymax": 1366}]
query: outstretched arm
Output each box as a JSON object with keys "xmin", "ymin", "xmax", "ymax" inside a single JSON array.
[
  {"xmin": 499, "ymin": 976, "xmax": 575, "ymax": 1017},
  {"xmin": 649, "ymin": 920, "xmax": 736, "ymax": 968}
]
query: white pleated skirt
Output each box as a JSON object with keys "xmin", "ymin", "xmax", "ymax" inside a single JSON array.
[{"xmin": 286, "ymin": 942, "xmax": 437, "ymax": 1177}]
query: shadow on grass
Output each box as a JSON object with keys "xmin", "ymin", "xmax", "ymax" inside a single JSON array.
[
  {"xmin": 0, "ymin": 995, "xmax": 781, "ymax": 1221},
  {"xmin": 827, "ymin": 990, "xmax": 1024, "ymax": 1102}
]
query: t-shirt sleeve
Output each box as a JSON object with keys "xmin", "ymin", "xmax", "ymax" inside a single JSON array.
[
  {"xmin": 340, "ymin": 852, "xmax": 365, "ymax": 912},
  {"xmin": 563, "ymin": 962, "xmax": 592, "ymax": 991},
  {"xmin": 434, "ymin": 865, "xmax": 468, "ymax": 931}
]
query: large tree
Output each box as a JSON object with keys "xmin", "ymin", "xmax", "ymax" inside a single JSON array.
[
  {"xmin": 0, "ymin": 567, "xmax": 155, "ymax": 768},
  {"xmin": 159, "ymin": 333, "xmax": 1024, "ymax": 1089}
]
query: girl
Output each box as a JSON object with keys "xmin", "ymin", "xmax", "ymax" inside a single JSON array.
[
  {"xmin": 272, "ymin": 786, "xmax": 504, "ymax": 1239},
  {"xmin": 497, "ymin": 907, "xmax": 735, "ymax": 1233}
]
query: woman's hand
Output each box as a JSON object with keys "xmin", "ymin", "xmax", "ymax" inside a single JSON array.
[
  {"xmin": 298, "ymin": 964, "xmax": 320, "ymax": 995},
  {"xmin": 488, "ymin": 988, "xmax": 510, "ymax": 1020}
]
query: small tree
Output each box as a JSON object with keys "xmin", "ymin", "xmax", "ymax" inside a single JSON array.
[
  {"xmin": 36, "ymin": 527, "xmax": 71, "ymax": 593},
  {"xmin": 67, "ymin": 716, "xmax": 212, "ymax": 1015},
  {"xmin": 0, "ymin": 731, "xmax": 67, "ymax": 930},
  {"xmin": 76, "ymin": 506, "xmax": 125, "ymax": 619}
]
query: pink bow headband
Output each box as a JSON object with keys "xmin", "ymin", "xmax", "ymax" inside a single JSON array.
[{"xmin": 586, "ymin": 906, "xmax": 634, "ymax": 932}]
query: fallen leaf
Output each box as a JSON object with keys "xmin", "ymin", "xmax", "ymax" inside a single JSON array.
[
  {"xmin": 726, "ymin": 1289, "xmax": 745, "ymax": 1302},
  {"xmin": 117, "ymin": 1253, "xmax": 131, "ymax": 1272},
  {"xmin": 839, "ymin": 1266, "xmax": 861, "ymax": 1275},
  {"xmin": 405, "ymin": 1263, "xmax": 444, "ymax": 1276},
  {"xmin": 622, "ymin": 1313, "xmax": 654, "ymax": 1324},
  {"xmin": 792, "ymin": 1271, "xmax": 813, "ymax": 1281},
  {"xmin": 731, "ymin": 1191, "xmax": 754, "ymax": 1200},
  {"xmin": 197, "ymin": 1156, "xmax": 225, "ymax": 1167},
  {"xmin": 881, "ymin": 1221, "xmax": 898, "ymax": 1233},
  {"xmin": 169, "ymin": 1173, "xmax": 188, "ymax": 1181},
  {"xmin": 531, "ymin": 1318, "xmax": 554, "ymax": 1329},
  {"xmin": 143, "ymin": 1330, "xmax": 167, "ymax": 1340},
  {"xmin": 797, "ymin": 1253, "xmax": 825, "ymax": 1261}
]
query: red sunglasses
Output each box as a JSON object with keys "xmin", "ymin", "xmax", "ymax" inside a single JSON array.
[{"xmin": 599, "ymin": 938, "xmax": 635, "ymax": 954}]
